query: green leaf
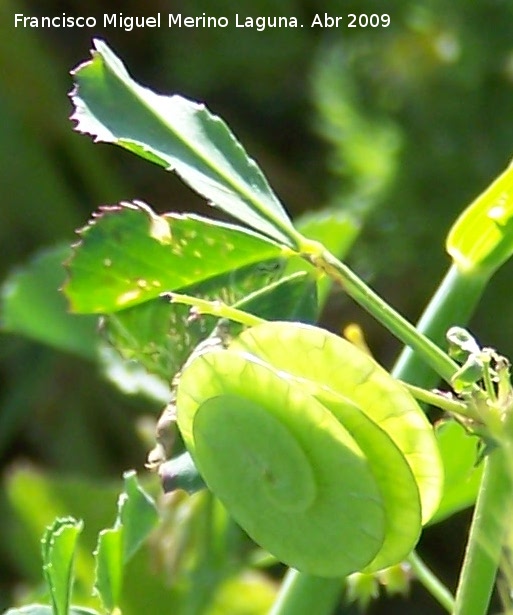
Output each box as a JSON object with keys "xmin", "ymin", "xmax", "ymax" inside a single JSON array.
[
  {"xmin": 94, "ymin": 527, "xmax": 123, "ymax": 612},
  {"xmin": 447, "ymin": 163, "xmax": 513, "ymax": 274},
  {"xmin": 4, "ymin": 467, "xmax": 176, "ymax": 614},
  {"xmin": 1, "ymin": 245, "xmax": 98, "ymax": 359},
  {"xmin": 100, "ymin": 257, "xmax": 284, "ymax": 382},
  {"xmin": 234, "ymin": 271, "xmax": 317, "ymax": 325},
  {"xmin": 70, "ymin": 39, "xmax": 299, "ymax": 248},
  {"xmin": 64, "ymin": 202, "xmax": 283, "ymax": 314},
  {"xmin": 93, "ymin": 471, "xmax": 158, "ymax": 611},
  {"xmin": 4, "ymin": 468, "xmax": 118, "ymax": 600},
  {"xmin": 100, "ymin": 265, "xmax": 315, "ymax": 401},
  {"xmin": 118, "ymin": 470, "xmax": 159, "ymax": 561},
  {"xmin": 177, "ymin": 321, "xmax": 442, "ymax": 576},
  {"xmin": 41, "ymin": 517, "xmax": 83, "ymax": 615},
  {"xmin": 429, "ymin": 420, "xmax": 483, "ymax": 524}
]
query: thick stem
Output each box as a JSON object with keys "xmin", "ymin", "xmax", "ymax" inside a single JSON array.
[
  {"xmin": 453, "ymin": 444, "xmax": 512, "ymax": 615},
  {"xmin": 308, "ymin": 249, "xmax": 459, "ymax": 384},
  {"xmin": 392, "ymin": 264, "xmax": 487, "ymax": 387},
  {"xmin": 269, "ymin": 569, "xmax": 343, "ymax": 615}
]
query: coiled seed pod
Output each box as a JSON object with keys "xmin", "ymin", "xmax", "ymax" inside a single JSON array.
[{"xmin": 177, "ymin": 321, "xmax": 442, "ymax": 577}]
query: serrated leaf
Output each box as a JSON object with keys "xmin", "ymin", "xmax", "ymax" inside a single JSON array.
[
  {"xmin": 100, "ymin": 266, "xmax": 315, "ymax": 400},
  {"xmin": 100, "ymin": 257, "xmax": 284, "ymax": 382},
  {"xmin": 4, "ymin": 467, "xmax": 174, "ymax": 614},
  {"xmin": 64, "ymin": 202, "xmax": 283, "ymax": 314},
  {"xmin": 70, "ymin": 39, "xmax": 298, "ymax": 247},
  {"xmin": 94, "ymin": 527, "xmax": 123, "ymax": 611},
  {"xmin": 118, "ymin": 470, "xmax": 159, "ymax": 561},
  {"xmin": 447, "ymin": 162, "xmax": 513, "ymax": 274},
  {"xmin": 41, "ymin": 517, "xmax": 83, "ymax": 615},
  {"xmin": 1, "ymin": 245, "xmax": 98, "ymax": 359},
  {"xmin": 93, "ymin": 471, "xmax": 158, "ymax": 611}
]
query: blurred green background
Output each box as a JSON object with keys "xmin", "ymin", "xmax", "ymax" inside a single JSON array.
[{"xmin": 2, "ymin": 0, "xmax": 513, "ymax": 613}]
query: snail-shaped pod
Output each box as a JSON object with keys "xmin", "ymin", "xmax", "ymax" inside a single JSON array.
[{"xmin": 176, "ymin": 321, "xmax": 443, "ymax": 577}]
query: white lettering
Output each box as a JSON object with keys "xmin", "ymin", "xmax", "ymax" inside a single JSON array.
[
  {"xmin": 311, "ymin": 13, "xmax": 343, "ymax": 27},
  {"xmin": 15, "ymin": 13, "xmax": 97, "ymax": 27},
  {"xmin": 104, "ymin": 13, "xmax": 116, "ymax": 27},
  {"xmin": 235, "ymin": 15, "xmax": 298, "ymax": 31},
  {"xmin": 104, "ymin": 13, "xmax": 159, "ymax": 30},
  {"xmin": 168, "ymin": 13, "xmax": 228, "ymax": 27},
  {"xmin": 168, "ymin": 13, "xmax": 182, "ymax": 27}
]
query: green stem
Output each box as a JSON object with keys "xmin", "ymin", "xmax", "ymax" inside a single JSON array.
[
  {"xmin": 400, "ymin": 382, "xmax": 470, "ymax": 417},
  {"xmin": 392, "ymin": 264, "xmax": 487, "ymax": 387},
  {"xmin": 269, "ymin": 251, "xmax": 492, "ymax": 615},
  {"xmin": 269, "ymin": 569, "xmax": 343, "ymax": 615},
  {"xmin": 304, "ymin": 247, "xmax": 459, "ymax": 384},
  {"xmin": 184, "ymin": 493, "xmax": 219, "ymax": 615},
  {"xmin": 408, "ymin": 551, "xmax": 455, "ymax": 613},
  {"xmin": 453, "ymin": 444, "xmax": 512, "ymax": 615},
  {"xmin": 481, "ymin": 359, "xmax": 498, "ymax": 404},
  {"xmin": 167, "ymin": 292, "xmax": 264, "ymax": 327}
]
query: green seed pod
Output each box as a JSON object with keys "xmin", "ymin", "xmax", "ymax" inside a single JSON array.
[{"xmin": 176, "ymin": 321, "xmax": 442, "ymax": 577}]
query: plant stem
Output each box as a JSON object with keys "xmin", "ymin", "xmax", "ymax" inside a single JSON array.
[
  {"xmin": 392, "ymin": 264, "xmax": 487, "ymax": 387},
  {"xmin": 167, "ymin": 292, "xmax": 264, "ymax": 327},
  {"xmin": 400, "ymin": 382, "xmax": 470, "ymax": 417},
  {"xmin": 408, "ymin": 551, "xmax": 455, "ymax": 613},
  {"xmin": 269, "ymin": 569, "xmax": 343, "ymax": 615},
  {"xmin": 271, "ymin": 250, "xmax": 491, "ymax": 615},
  {"xmin": 453, "ymin": 443, "xmax": 512, "ymax": 615},
  {"xmin": 304, "ymin": 246, "xmax": 460, "ymax": 384}
]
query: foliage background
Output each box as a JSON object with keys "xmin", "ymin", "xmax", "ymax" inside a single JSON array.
[{"xmin": 2, "ymin": 0, "xmax": 513, "ymax": 613}]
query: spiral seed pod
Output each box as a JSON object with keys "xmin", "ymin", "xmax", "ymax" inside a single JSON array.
[{"xmin": 176, "ymin": 321, "xmax": 442, "ymax": 577}]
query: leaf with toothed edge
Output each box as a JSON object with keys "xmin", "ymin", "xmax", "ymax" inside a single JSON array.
[
  {"xmin": 41, "ymin": 517, "xmax": 83, "ymax": 615},
  {"xmin": 64, "ymin": 201, "xmax": 283, "ymax": 314},
  {"xmin": 100, "ymin": 267, "xmax": 316, "ymax": 384},
  {"xmin": 70, "ymin": 39, "xmax": 298, "ymax": 248}
]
